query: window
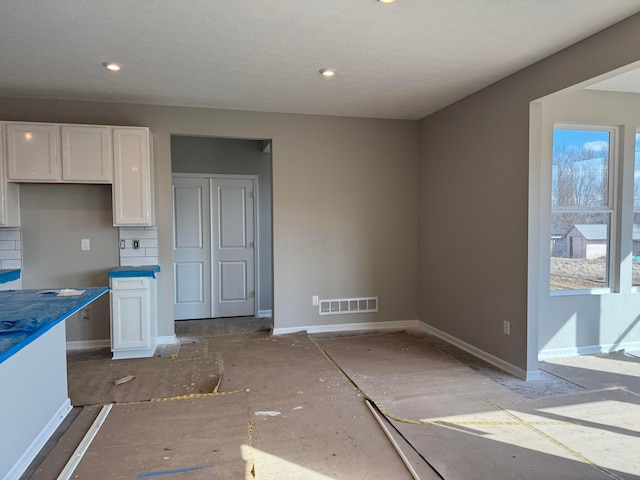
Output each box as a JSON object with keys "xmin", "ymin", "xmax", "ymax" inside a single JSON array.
[{"xmin": 550, "ymin": 125, "xmax": 616, "ymax": 291}]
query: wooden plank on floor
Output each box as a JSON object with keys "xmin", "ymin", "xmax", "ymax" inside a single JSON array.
[{"xmin": 26, "ymin": 406, "xmax": 101, "ymax": 480}]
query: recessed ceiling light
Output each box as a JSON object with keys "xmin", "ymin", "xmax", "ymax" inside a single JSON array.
[
  {"xmin": 378, "ymin": 0, "xmax": 396, "ymax": 3},
  {"xmin": 103, "ymin": 62, "xmax": 123, "ymax": 72},
  {"xmin": 319, "ymin": 68, "xmax": 336, "ymax": 77}
]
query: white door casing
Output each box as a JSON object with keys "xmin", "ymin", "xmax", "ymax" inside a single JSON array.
[
  {"xmin": 172, "ymin": 177, "xmax": 211, "ymax": 320},
  {"xmin": 172, "ymin": 174, "xmax": 256, "ymax": 319}
]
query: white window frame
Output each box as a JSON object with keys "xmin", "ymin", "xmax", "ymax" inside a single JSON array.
[
  {"xmin": 632, "ymin": 128, "xmax": 640, "ymax": 293},
  {"xmin": 550, "ymin": 123, "xmax": 618, "ymax": 296}
]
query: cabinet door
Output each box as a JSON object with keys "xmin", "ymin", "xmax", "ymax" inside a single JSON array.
[
  {"xmin": 0, "ymin": 123, "xmax": 5, "ymax": 225},
  {"xmin": 111, "ymin": 287, "xmax": 150, "ymax": 350},
  {"xmin": 61, "ymin": 126, "xmax": 112, "ymax": 182},
  {"xmin": 6, "ymin": 123, "xmax": 58, "ymax": 181},
  {"xmin": 113, "ymin": 128, "xmax": 154, "ymax": 225},
  {"xmin": 0, "ymin": 124, "xmax": 21, "ymax": 226}
]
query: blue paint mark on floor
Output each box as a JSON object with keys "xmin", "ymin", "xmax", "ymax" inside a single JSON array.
[{"xmin": 136, "ymin": 465, "xmax": 214, "ymax": 478}]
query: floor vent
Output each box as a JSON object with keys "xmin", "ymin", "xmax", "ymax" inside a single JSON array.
[{"xmin": 319, "ymin": 297, "xmax": 378, "ymax": 315}]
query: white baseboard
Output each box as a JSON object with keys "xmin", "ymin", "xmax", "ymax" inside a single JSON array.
[
  {"xmin": 157, "ymin": 334, "xmax": 177, "ymax": 345},
  {"xmin": 66, "ymin": 336, "xmax": 176, "ymax": 351},
  {"xmin": 413, "ymin": 322, "xmax": 537, "ymax": 381},
  {"xmin": 66, "ymin": 339, "xmax": 110, "ymax": 351},
  {"xmin": 273, "ymin": 319, "xmax": 535, "ymax": 380},
  {"xmin": 273, "ymin": 319, "xmax": 419, "ymax": 336},
  {"xmin": 258, "ymin": 310, "xmax": 273, "ymax": 318},
  {"xmin": 539, "ymin": 340, "xmax": 640, "ymax": 360},
  {"xmin": 4, "ymin": 399, "xmax": 71, "ymax": 480}
]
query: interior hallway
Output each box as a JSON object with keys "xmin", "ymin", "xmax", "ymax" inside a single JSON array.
[{"xmin": 23, "ymin": 319, "xmax": 640, "ymax": 479}]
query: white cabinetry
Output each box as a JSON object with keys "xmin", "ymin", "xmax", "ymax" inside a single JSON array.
[
  {"xmin": 0, "ymin": 121, "xmax": 155, "ymax": 227},
  {"xmin": 6, "ymin": 123, "xmax": 58, "ymax": 181},
  {"xmin": 0, "ymin": 124, "xmax": 20, "ymax": 226},
  {"xmin": 6, "ymin": 123, "xmax": 112, "ymax": 183},
  {"xmin": 112, "ymin": 127, "xmax": 154, "ymax": 226},
  {"xmin": 110, "ymin": 275, "xmax": 158, "ymax": 359},
  {"xmin": 61, "ymin": 126, "xmax": 111, "ymax": 182}
]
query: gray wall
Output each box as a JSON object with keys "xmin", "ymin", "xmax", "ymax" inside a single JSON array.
[
  {"xmin": 20, "ymin": 184, "xmax": 118, "ymax": 342},
  {"xmin": 171, "ymin": 135, "xmax": 273, "ymax": 312},
  {"xmin": 0, "ymin": 101, "xmax": 419, "ymax": 340},
  {"xmin": 418, "ymin": 13, "xmax": 640, "ymax": 375}
]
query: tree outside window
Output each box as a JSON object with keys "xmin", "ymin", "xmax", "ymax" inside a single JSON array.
[{"xmin": 550, "ymin": 126, "xmax": 614, "ymax": 291}]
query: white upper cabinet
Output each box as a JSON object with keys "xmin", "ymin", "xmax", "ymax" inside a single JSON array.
[
  {"xmin": 6, "ymin": 122, "xmax": 113, "ymax": 183},
  {"xmin": 0, "ymin": 125, "xmax": 20, "ymax": 226},
  {"xmin": 0, "ymin": 121, "xmax": 155, "ymax": 228},
  {"xmin": 6, "ymin": 123, "xmax": 58, "ymax": 181},
  {"xmin": 61, "ymin": 126, "xmax": 112, "ymax": 182},
  {"xmin": 112, "ymin": 127, "xmax": 155, "ymax": 226}
]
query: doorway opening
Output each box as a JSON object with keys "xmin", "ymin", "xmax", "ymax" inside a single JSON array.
[{"xmin": 170, "ymin": 135, "xmax": 273, "ymax": 329}]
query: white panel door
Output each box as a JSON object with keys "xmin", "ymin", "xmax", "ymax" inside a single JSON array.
[
  {"xmin": 172, "ymin": 176, "xmax": 211, "ymax": 320},
  {"xmin": 212, "ymin": 178, "xmax": 255, "ymax": 317}
]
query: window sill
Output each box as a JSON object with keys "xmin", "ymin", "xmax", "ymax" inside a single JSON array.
[{"xmin": 550, "ymin": 288, "xmax": 611, "ymax": 297}]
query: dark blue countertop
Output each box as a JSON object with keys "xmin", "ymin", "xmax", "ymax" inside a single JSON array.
[
  {"xmin": 0, "ymin": 286, "xmax": 109, "ymax": 364},
  {"xmin": 0, "ymin": 269, "xmax": 20, "ymax": 284},
  {"xmin": 109, "ymin": 265, "xmax": 160, "ymax": 278}
]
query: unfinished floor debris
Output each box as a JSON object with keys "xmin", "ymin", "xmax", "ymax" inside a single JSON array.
[{"xmin": 23, "ymin": 322, "xmax": 640, "ymax": 479}]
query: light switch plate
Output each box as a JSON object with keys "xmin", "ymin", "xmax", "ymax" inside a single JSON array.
[{"xmin": 81, "ymin": 239, "xmax": 90, "ymax": 251}]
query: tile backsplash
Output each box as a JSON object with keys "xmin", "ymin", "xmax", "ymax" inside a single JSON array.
[
  {"xmin": 0, "ymin": 228, "xmax": 22, "ymax": 270},
  {"xmin": 119, "ymin": 227, "xmax": 159, "ymax": 266}
]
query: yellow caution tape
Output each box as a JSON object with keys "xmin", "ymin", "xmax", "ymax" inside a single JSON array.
[
  {"xmin": 149, "ymin": 388, "xmax": 249, "ymax": 403},
  {"xmin": 247, "ymin": 421, "xmax": 256, "ymax": 478}
]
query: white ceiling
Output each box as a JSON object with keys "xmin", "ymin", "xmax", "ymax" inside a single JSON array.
[
  {"xmin": 1, "ymin": 0, "xmax": 640, "ymax": 120},
  {"xmin": 587, "ymin": 67, "xmax": 640, "ymax": 95}
]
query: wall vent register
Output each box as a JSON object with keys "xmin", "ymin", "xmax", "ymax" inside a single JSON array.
[{"xmin": 319, "ymin": 297, "xmax": 378, "ymax": 315}]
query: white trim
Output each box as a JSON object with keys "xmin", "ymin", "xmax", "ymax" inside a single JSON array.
[
  {"xmin": 273, "ymin": 319, "xmax": 419, "ymax": 336},
  {"xmin": 66, "ymin": 339, "xmax": 110, "ymax": 351},
  {"xmin": 365, "ymin": 400, "xmax": 420, "ymax": 480},
  {"xmin": 538, "ymin": 340, "xmax": 640, "ymax": 360},
  {"xmin": 156, "ymin": 334, "xmax": 177, "ymax": 345},
  {"xmin": 3, "ymin": 399, "xmax": 72, "ymax": 480},
  {"xmin": 273, "ymin": 319, "xmax": 538, "ymax": 380},
  {"xmin": 550, "ymin": 288, "xmax": 611, "ymax": 297},
  {"xmin": 57, "ymin": 404, "xmax": 112, "ymax": 480},
  {"xmin": 258, "ymin": 310, "xmax": 272, "ymax": 318},
  {"xmin": 415, "ymin": 322, "xmax": 539, "ymax": 381}
]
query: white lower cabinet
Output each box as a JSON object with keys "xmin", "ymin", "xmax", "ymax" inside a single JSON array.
[{"xmin": 110, "ymin": 276, "xmax": 158, "ymax": 359}]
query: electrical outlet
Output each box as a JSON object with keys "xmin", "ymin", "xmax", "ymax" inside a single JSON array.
[
  {"xmin": 133, "ymin": 239, "xmax": 140, "ymax": 250},
  {"xmin": 120, "ymin": 239, "xmax": 126, "ymax": 249},
  {"xmin": 312, "ymin": 295, "xmax": 319, "ymax": 306},
  {"xmin": 503, "ymin": 320, "xmax": 511, "ymax": 335},
  {"xmin": 79, "ymin": 309, "xmax": 91, "ymax": 321}
]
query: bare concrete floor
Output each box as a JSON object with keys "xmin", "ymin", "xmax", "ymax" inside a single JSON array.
[{"xmin": 21, "ymin": 320, "xmax": 640, "ymax": 479}]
